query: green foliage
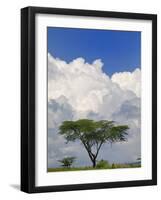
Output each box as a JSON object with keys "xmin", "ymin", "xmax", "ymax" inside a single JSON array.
[
  {"xmin": 59, "ymin": 119, "xmax": 129, "ymax": 144},
  {"xmin": 58, "ymin": 157, "xmax": 76, "ymax": 168},
  {"xmin": 96, "ymin": 160, "xmax": 111, "ymax": 169}
]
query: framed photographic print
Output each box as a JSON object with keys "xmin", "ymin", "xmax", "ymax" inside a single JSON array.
[{"xmin": 21, "ymin": 6, "xmax": 157, "ymax": 193}]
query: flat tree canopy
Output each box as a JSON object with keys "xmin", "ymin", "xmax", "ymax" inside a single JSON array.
[{"xmin": 59, "ymin": 119, "xmax": 129, "ymax": 167}]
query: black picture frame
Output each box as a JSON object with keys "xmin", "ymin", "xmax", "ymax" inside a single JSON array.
[{"xmin": 21, "ymin": 6, "xmax": 157, "ymax": 193}]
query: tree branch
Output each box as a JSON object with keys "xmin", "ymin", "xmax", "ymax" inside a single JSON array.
[
  {"xmin": 95, "ymin": 141, "xmax": 103, "ymax": 158},
  {"xmin": 81, "ymin": 140, "xmax": 95, "ymax": 161}
]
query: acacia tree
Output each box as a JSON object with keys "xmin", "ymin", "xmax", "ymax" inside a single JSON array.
[
  {"xmin": 58, "ymin": 157, "xmax": 76, "ymax": 168},
  {"xmin": 59, "ymin": 119, "xmax": 129, "ymax": 168}
]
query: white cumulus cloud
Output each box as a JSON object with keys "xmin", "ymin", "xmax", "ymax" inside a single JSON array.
[
  {"xmin": 47, "ymin": 53, "xmax": 141, "ymax": 168},
  {"xmin": 111, "ymin": 68, "xmax": 141, "ymax": 97}
]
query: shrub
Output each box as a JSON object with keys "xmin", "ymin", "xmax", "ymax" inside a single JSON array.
[
  {"xmin": 58, "ymin": 157, "xmax": 76, "ymax": 168},
  {"xmin": 96, "ymin": 160, "xmax": 110, "ymax": 169}
]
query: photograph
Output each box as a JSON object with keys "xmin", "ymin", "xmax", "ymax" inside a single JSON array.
[
  {"xmin": 21, "ymin": 6, "xmax": 157, "ymax": 193},
  {"xmin": 47, "ymin": 27, "xmax": 141, "ymax": 172}
]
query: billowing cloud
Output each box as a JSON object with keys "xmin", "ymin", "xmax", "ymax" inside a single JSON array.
[
  {"xmin": 111, "ymin": 68, "xmax": 141, "ymax": 97},
  {"xmin": 48, "ymin": 53, "xmax": 141, "ymax": 168}
]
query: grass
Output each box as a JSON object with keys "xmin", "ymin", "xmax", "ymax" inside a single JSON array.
[{"xmin": 48, "ymin": 163, "xmax": 141, "ymax": 172}]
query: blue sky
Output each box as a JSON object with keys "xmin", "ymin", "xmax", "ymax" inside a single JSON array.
[{"xmin": 47, "ymin": 27, "xmax": 141, "ymax": 76}]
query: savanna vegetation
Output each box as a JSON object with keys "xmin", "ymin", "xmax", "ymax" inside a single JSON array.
[
  {"xmin": 48, "ymin": 159, "xmax": 141, "ymax": 172},
  {"xmin": 48, "ymin": 119, "xmax": 141, "ymax": 172}
]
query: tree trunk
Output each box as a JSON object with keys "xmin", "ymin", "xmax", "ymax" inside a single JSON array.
[{"xmin": 92, "ymin": 158, "xmax": 96, "ymax": 168}]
